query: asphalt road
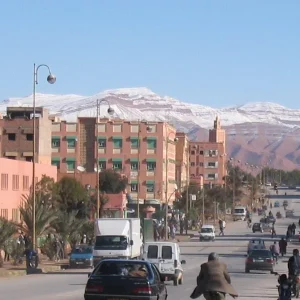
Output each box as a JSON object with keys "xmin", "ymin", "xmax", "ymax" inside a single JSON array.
[{"xmin": 1, "ymin": 192, "xmax": 300, "ymax": 300}]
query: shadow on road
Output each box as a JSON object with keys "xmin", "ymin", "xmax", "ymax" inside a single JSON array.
[
  {"xmin": 182, "ymin": 253, "xmax": 246, "ymax": 258},
  {"xmin": 37, "ymin": 271, "xmax": 90, "ymax": 275}
]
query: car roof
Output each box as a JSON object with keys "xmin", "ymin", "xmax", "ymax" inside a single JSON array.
[
  {"xmin": 202, "ymin": 225, "xmax": 214, "ymax": 228},
  {"xmin": 98, "ymin": 259, "xmax": 151, "ymax": 265}
]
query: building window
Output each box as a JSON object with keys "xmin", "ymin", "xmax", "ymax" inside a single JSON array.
[
  {"xmin": 147, "ymin": 162, "xmax": 156, "ymax": 171},
  {"xmin": 12, "ymin": 208, "xmax": 19, "ymax": 222},
  {"xmin": 131, "ymin": 183, "xmax": 138, "ymax": 192},
  {"xmin": 131, "ymin": 162, "xmax": 139, "ymax": 170},
  {"xmin": 130, "ymin": 138, "xmax": 139, "ymax": 149},
  {"xmin": 12, "ymin": 175, "xmax": 19, "ymax": 190},
  {"xmin": 112, "ymin": 138, "xmax": 122, "ymax": 149},
  {"xmin": 66, "ymin": 138, "xmax": 76, "ymax": 149},
  {"xmin": 26, "ymin": 134, "xmax": 33, "ymax": 141},
  {"xmin": 6, "ymin": 156, "xmax": 16, "ymax": 160},
  {"xmin": 51, "ymin": 159, "xmax": 60, "ymax": 169},
  {"xmin": 147, "ymin": 125, "xmax": 156, "ymax": 132},
  {"xmin": 97, "ymin": 124, "xmax": 106, "ymax": 132},
  {"xmin": 200, "ymin": 150, "xmax": 204, "ymax": 155},
  {"xmin": 23, "ymin": 176, "xmax": 29, "ymax": 190},
  {"xmin": 199, "ymin": 162, "xmax": 204, "ymax": 167},
  {"xmin": 99, "ymin": 161, "xmax": 106, "ymax": 170},
  {"xmin": 113, "ymin": 124, "xmax": 122, "ymax": 132},
  {"xmin": 207, "ymin": 173, "xmax": 217, "ymax": 179},
  {"xmin": 146, "ymin": 183, "xmax": 155, "ymax": 193},
  {"xmin": 130, "ymin": 125, "xmax": 139, "ymax": 133},
  {"xmin": 147, "ymin": 138, "xmax": 157, "ymax": 149},
  {"xmin": 1, "ymin": 174, "xmax": 8, "ymax": 190},
  {"xmin": 208, "ymin": 162, "xmax": 216, "ymax": 168},
  {"xmin": 8, "ymin": 133, "xmax": 16, "ymax": 141},
  {"xmin": 191, "ymin": 162, "xmax": 195, "ymax": 166},
  {"xmin": 191, "ymin": 150, "xmax": 195, "ymax": 155},
  {"xmin": 66, "ymin": 160, "xmax": 75, "ymax": 171},
  {"xmin": 52, "ymin": 138, "xmax": 60, "ymax": 148},
  {"xmin": 98, "ymin": 138, "xmax": 106, "ymax": 148},
  {"xmin": 113, "ymin": 162, "xmax": 122, "ymax": 170},
  {"xmin": 25, "ymin": 157, "xmax": 33, "ymax": 162},
  {"xmin": 0, "ymin": 209, "xmax": 8, "ymax": 219}
]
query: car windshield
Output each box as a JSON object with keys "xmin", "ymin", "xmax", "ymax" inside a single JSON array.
[
  {"xmin": 95, "ymin": 261, "xmax": 150, "ymax": 278},
  {"xmin": 95, "ymin": 236, "xmax": 128, "ymax": 250},
  {"xmin": 71, "ymin": 246, "xmax": 93, "ymax": 254},
  {"xmin": 234, "ymin": 209, "xmax": 245, "ymax": 214},
  {"xmin": 249, "ymin": 250, "xmax": 271, "ymax": 257},
  {"xmin": 201, "ymin": 228, "xmax": 213, "ymax": 233},
  {"xmin": 251, "ymin": 240, "xmax": 263, "ymax": 244}
]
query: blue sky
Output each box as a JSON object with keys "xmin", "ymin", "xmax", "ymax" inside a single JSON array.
[{"xmin": 1, "ymin": 0, "xmax": 300, "ymax": 108}]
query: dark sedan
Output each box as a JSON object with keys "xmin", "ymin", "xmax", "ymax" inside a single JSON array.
[
  {"xmin": 245, "ymin": 249, "xmax": 275, "ymax": 273},
  {"xmin": 84, "ymin": 259, "xmax": 167, "ymax": 300},
  {"xmin": 252, "ymin": 223, "xmax": 263, "ymax": 233}
]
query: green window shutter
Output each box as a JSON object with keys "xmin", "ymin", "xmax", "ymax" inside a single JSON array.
[
  {"xmin": 66, "ymin": 136, "xmax": 77, "ymax": 140},
  {"xmin": 112, "ymin": 137, "xmax": 122, "ymax": 148},
  {"xmin": 66, "ymin": 157, "xmax": 76, "ymax": 162},
  {"xmin": 130, "ymin": 137, "xmax": 139, "ymax": 149},
  {"xmin": 66, "ymin": 136, "xmax": 76, "ymax": 148},
  {"xmin": 130, "ymin": 158, "xmax": 139, "ymax": 162},
  {"xmin": 51, "ymin": 137, "xmax": 60, "ymax": 148},
  {"xmin": 98, "ymin": 138, "xmax": 106, "ymax": 148},
  {"xmin": 112, "ymin": 158, "xmax": 122, "ymax": 162},
  {"xmin": 147, "ymin": 161, "xmax": 156, "ymax": 171},
  {"xmin": 146, "ymin": 180, "xmax": 155, "ymax": 184},
  {"xmin": 130, "ymin": 180, "xmax": 138, "ymax": 184},
  {"xmin": 112, "ymin": 159, "xmax": 122, "ymax": 170},
  {"xmin": 147, "ymin": 137, "xmax": 157, "ymax": 149},
  {"xmin": 98, "ymin": 158, "xmax": 107, "ymax": 162},
  {"xmin": 66, "ymin": 161, "xmax": 75, "ymax": 171},
  {"xmin": 51, "ymin": 157, "xmax": 60, "ymax": 162},
  {"xmin": 146, "ymin": 158, "xmax": 156, "ymax": 162},
  {"xmin": 51, "ymin": 160, "xmax": 60, "ymax": 168}
]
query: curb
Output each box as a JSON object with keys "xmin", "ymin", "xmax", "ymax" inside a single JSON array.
[{"xmin": 0, "ymin": 265, "xmax": 62, "ymax": 278}]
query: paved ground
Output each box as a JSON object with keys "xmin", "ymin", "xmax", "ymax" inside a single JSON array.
[{"xmin": 1, "ymin": 192, "xmax": 300, "ymax": 300}]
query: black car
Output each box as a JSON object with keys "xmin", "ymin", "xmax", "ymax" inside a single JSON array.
[
  {"xmin": 84, "ymin": 259, "xmax": 167, "ymax": 300},
  {"xmin": 245, "ymin": 249, "xmax": 275, "ymax": 273},
  {"xmin": 252, "ymin": 223, "xmax": 263, "ymax": 233}
]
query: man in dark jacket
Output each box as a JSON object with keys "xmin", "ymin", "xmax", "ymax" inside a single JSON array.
[
  {"xmin": 288, "ymin": 249, "xmax": 300, "ymax": 277},
  {"xmin": 279, "ymin": 238, "xmax": 287, "ymax": 256},
  {"xmin": 191, "ymin": 252, "xmax": 238, "ymax": 300}
]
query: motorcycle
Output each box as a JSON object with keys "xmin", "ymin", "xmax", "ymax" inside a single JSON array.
[{"xmin": 278, "ymin": 275, "xmax": 292, "ymax": 300}]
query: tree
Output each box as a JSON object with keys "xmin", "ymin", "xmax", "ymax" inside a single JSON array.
[
  {"xmin": 99, "ymin": 169, "xmax": 128, "ymax": 194},
  {"xmin": 0, "ymin": 218, "xmax": 16, "ymax": 266},
  {"xmin": 54, "ymin": 177, "xmax": 89, "ymax": 217},
  {"xmin": 35, "ymin": 175, "xmax": 56, "ymax": 205},
  {"xmin": 19, "ymin": 194, "xmax": 58, "ymax": 246}
]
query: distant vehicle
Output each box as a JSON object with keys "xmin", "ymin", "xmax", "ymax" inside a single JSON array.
[
  {"xmin": 283, "ymin": 200, "xmax": 288, "ymax": 206},
  {"xmin": 69, "ymin": 245, "xmax": 93, "ymax": 268},
  {"xmin": 286, "ymin": 210, "xmax": 294, "ymax": 218},
  {"xmin": 247, "ymin": 239, "xmax": 266, "ymax": 254},
  {"xmin": 84, "ymin": 259, "xmax": 168, "ymax": 300},
  {"xmin": 252, "ymin": 223, "xmax": 264, "ymax": 233},
  {"xmin": 198, "ymin": 225, "xmax": 216, "ymax": 241},
  {"xmin": 245, "ymin": 249, "xmax": 275, "ymax": 273},
  {"xmin": 233, "ymin": 206, "xmax": 247, "ymax": 221},
  {"xmin": 267, "ymin": 216, "xmax": 276, "ymax": 224},
  {"xmin": 266, "ymin": 183, "xmax": 272, "ymax": 186},
  {"xmin": 274, "ymin": 201, "xmax": 280, "ymax": 208}
]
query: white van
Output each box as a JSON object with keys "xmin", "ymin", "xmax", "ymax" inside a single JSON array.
[
  {"xmin": 199, "ymin": 225, "xmax": 216, "ymax": 241},
  {"xmin": 233, "ymin": 206, "xmax": 247, "ymax": 221},
  {"xmin": 143, "ymin": 241, "xmax": 186, "ymax": 286}
]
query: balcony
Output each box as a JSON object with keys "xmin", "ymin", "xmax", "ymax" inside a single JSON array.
[
  {"xmin": 67, "ymin": 148, "xmax": 75, "ymax": 153},
  {"xmin": 147, "ymin": 149, "xmax": 156, "ymax": 154},
  {"xmin": 113, "ymin": 149, "xmax": 122, "ymax": 154},
  {"xmin": 146, "ymin": 171, "xmax": 155, "ymax": 177},
  {"xmin": 98, "ymin": 148, "xmax": 105, "ymax": 154}
]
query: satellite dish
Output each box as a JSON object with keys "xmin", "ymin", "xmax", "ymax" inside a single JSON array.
[{"xmin": 77, "ymin": 166, "xmax": 85, "ymax": 172}]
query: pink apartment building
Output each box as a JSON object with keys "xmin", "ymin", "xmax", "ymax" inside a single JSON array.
[{"xmin": 0, "ymin": 158, "xmax": 57, "ymax": 221}]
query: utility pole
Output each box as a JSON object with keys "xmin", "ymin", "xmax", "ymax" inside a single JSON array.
[
  {"xmin": 96, "ymin": 100, "xmax": 100, "ymax": 219},
  {"xmin": 185, "ymin": 149, "xmax": 189, "ymax": 215}
]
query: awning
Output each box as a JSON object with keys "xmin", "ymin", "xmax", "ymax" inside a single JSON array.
[
  {"xmin": 130, "ymin": 180, "xmax": 138, "ymax": 184},
  {"xmin": 147, "ymin": 137, "xmax": 157, "ymax": 140},
  {"xmin": 66, "ymin": 157, "xmax": 76, "ymax": 162},
  {"xmin": 52, "ymin": 136, "xmax": 60, "ymax": 139},
  {"xmin": 112, "ymin": 136, "xmax": 123, "ymax": 140},
  {"xmin": 130, "ymin": 136, "xmax": 139, "ymax": 140},
  {"xmin": 66, "ymin": 136, "xmax": 77, "ymax": 140},
  {"xmin": 98, "ymin": 158, "xmax": 106, "ymax": 162},
  {"xmin": 97, "ymin": 136, "xmax": 107, "ymax": 140},
  {"xmin": 146, "ymin": 180, "xmax": 155, "ymax": 184},
  {"xmin": 130, "ymin": 158, "xmax": 139, "ymax": 162},
  {"xmin": 146, "ymin": 158, "xmax": 156, "ymax": 162},
  {"xmin": 112, "ymin": 158, "xmax": 122, "ymax": 162},
  {"xmin": 51, "ymin": 157, "xmax": 60, "ymax": 162}
]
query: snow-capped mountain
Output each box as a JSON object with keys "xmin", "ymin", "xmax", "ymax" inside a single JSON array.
[
  {"xmin": 1, "ymin": 87, "xmax": 300, "ymax": 131},
  {"xmin": 1, "ymin": 87, "xmax": 300, "ymax": 170}
]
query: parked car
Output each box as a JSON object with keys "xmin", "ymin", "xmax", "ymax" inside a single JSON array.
[
  {"xmin": 274, "ymin": 201, "xmax": 280, "ymax": 208},
  {"xmin": 84, "ymin": 259, "xmax": 168, "ymax": 300},
  {"xmin": 69, "ymin": 244, "xmax": 93, "ymax": 268},
  {"xmin": 247, "ymin": 239, "xmax": 266, "ymax": 254},
  {"xmin": 252, "ymin": 223, "xmax": 263, "ymax": 233},
  {"xmin": 245, "ymin": 249, "xmax": 275, "ymax": 273}
]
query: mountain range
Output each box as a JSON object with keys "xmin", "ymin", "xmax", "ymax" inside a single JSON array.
[{"xmin": 1, "ymin": 87, "xmax": 300, "ymax": 171}]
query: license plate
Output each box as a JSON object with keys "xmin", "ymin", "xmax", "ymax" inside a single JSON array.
[
  {"xmin": 76, "ymin": 262, "xmax": 84, "ymax": 264},
  {"xmin": 254, "ymin": 260, "xmax": 264, "ymax": 262}
]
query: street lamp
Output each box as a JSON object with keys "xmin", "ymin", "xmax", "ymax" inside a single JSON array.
[
  {"xmin": 136, "ymin": 122, "xmax": 152, "ymax": 218},
  {"xmin": 165, "ymin": 132, "xmax": 178, "ymax": 240},
  {"xmin": 96, "ymin": 99, "xmax": 114, "ymax": 219},
  {"xmin": 32, "ymin": 63, "xmax": 56, "ymax": 251}
]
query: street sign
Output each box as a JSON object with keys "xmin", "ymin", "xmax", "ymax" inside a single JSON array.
[{"xmin": 190, "ymin": 194, "xmax": 196, "ymax": 201}]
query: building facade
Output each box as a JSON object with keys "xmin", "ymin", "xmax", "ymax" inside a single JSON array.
[
  {"xmin": 189, "ymin": 117, "xmax": 226, "ymax": 187},
  {"xmin": 0, "ymin": 107, "xmax": 52, "ymax": 164},
  {"xmin": 0, "ymin": 158, "xmax": 57, "ymax": 221},
  {"xmin": 51, "ymin": 118, "xmax": 178, "ymax": 205},
  {"xmin": 175, "ymin": 132, "xmax": 189, "ymax": 190}
]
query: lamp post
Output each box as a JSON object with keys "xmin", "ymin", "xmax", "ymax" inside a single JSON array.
[
  {"xmin": 136, "ymin": 122, "xmax": 151, "ymax": 218},
  {"xmin": 165, "ymin": 131, "xmax": 178, "ymax": 240},
  {"xmin": 95, "ymin": 99, "xmax": 114, "ymax": 219},
  {"xmin": 185, "ymin": 148, "xmax": 190, "ymax": 215},
  {"xmin": 32, "ymin": 64, "xmax": 56, "ymax": 250}
]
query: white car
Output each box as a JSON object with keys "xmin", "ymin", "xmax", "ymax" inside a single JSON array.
[{"xmin": 199, "ymin": 225, "xmax": 216, "ymax": 242}]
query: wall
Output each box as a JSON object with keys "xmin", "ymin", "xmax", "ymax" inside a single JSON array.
[{"xmin": 0, "ymin": 158, "xmax": 57, "ymax": 221}]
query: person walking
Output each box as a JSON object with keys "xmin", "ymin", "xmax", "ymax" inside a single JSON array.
[{"xmin": 279, "ymin": 237, "xmax": 287, "ymax": 257}]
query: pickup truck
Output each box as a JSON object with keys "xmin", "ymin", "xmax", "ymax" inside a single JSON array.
[{"xmin": 84, "ymin": 259, "xmax": 167, "ymax": 300}]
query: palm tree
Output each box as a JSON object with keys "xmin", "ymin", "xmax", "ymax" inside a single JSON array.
[
  {"xmin": 0, "ymin": 217, "xmax": 17, "ymax": 266},
  {"xmin": 52, "ymin": 210, "xmax": 87, "ymax": 255},
  {"xmin": 19, "ymin": 193, "xmax": 58, "ymax": 247}
]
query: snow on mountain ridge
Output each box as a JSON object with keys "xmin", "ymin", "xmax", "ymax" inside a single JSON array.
[{"xmin": 0, "ymin": 87, "xmax": 299, "ymax": 130}]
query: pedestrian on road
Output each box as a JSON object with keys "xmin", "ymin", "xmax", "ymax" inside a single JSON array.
[
  {"xmin": 271, "ymin": 223, "xmax": 277, "ymax": 238},
  {"xmin": 219, "ymin": 219, "xmax": 224, "ymax": 236},
  {"xmin": 270, "ymin": 241, "xmax": 280, "ymax": 263},
  {"xmin": 190, "ymin": 252, "xmax": 238, "ymax": 300},
  {"xmin": 292, "ymin": 223, "xmax": 296, "ymax": 236},
  {"xmin": 279, "ymin": 237, "xmax": 287, "ymax": 257}
]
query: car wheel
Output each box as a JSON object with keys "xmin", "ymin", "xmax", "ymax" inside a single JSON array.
[
  {"xmin": 245, "ymin": 268, "xmax": 250, "ymax": 273},
  {"xmin": 173, "ymin": 278, "xmax": 179, "ymax": 286}
]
